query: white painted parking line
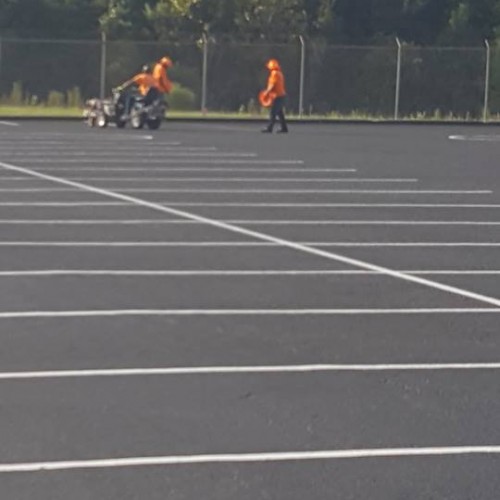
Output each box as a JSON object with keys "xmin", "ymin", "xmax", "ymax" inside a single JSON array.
[
  {"xmin": 1, "ymin": 219, "xmax": 500, "ymax": 226},
  {"xmin": 0, "ymin": 121, "xmax": 19, "ymax": 127},
  {"xmin": 8, "ymin": 152, "xmax": 258, "ymax": 159},
  {"xmin": 0, "ymin": 269, "xmax": 500, "ymax": 277},
  {"xmin": 119, "ymin": 189, "xmax": 492, "ymax": 194},
  {"xmin": 2, "ymin": 160, "xmax": 500, "ymax": 309},
  {"xmin": 449, "ymin": 134, "xmax": 500, "ymax": 142},
  {"xmin": 158, "ymin": 203, "xmax": 500, "ymax": 208},
  {"xmin": 0, "ymin": 309, "xmax": 497, "ymax": 319},
  {"xmin": 1, "ymin": 147, "xmax": 218, "ymax": 153},
  {"xmin": 0, "ymin": 188, "xmax": 486, "ymax": 194},
  {"xmin": 0, "ymin": 202, "xmax": 128, "ymax": 206},
  {"xmin": 29, "ymin": 167, "xmax": 343, "ymax": 172},
  {"xmin": 1, "ymin": 241, "xmax": 500, "ymax": 247},
  {"xmin": 2, "ymin": 362, "xmax": 500, "ymax": 380},
  {"xmin": 18, "ymin": 159, "xmax": 304, "ymax": 165},
  {"xmin": 59, "ymin": 177, "xmax": 418, "ymax": 183},
  {"xmin": 2, "ymin": 446, "xmax": 500, "ymax": 473}
]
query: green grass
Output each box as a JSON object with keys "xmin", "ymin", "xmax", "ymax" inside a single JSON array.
[
  {"xmin": 0, "ymin": 106, "xmax": 83, "ymax": 117},
  {"xmin": 0, "ymin": 105, "xmax": 491, "ymax": 122}
]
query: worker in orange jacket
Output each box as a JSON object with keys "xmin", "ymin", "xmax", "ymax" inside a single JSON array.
[
  {"xmin": 116, "ymin": 65, "xmax": 161, "ymax": 115},
  {"xmin": 153, "ymin": 56, "xmax": 174, "ymax": 95},
  {"xmin": 262, "ymin": 59, "xmax": 288, "ymax": 133}
]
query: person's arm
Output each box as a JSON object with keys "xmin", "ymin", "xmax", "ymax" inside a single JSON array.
[
  {"xmin": 264, "ymin": 71, "xmax": 277, "ymax": 96},
  {"xmin": 116, "ymin": 75, "xmax": 139, "ymax": 91}
]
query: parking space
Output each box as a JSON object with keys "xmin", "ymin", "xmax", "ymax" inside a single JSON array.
[{"xmin": 0, "ymin": 121, "xmax": 500, "ymax": 498}]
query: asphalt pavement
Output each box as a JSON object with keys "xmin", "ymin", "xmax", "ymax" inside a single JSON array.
[{"xmin": 0, "ymin": 120, "xmax": 499, "ymax": 499}]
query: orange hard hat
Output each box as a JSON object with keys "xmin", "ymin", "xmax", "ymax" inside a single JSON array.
[
  {"xmin": 266, "ymin": 59, "xmax": 280, "ymax": 71},
  {"xmin": 160, "ymin": 56, "xmax": 173, "ymax": 68}
]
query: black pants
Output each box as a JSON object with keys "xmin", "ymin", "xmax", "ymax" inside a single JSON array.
[
  {"xmin": 143, "ymin": 87, "xmax": 160, "ymax": 106},
  {"xmin": 267, "ymin": 96, "xmax": 288, "ymax": 132}
]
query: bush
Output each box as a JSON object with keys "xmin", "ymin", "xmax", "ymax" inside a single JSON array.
[
  {"xmin": 46, "ymin": 91, "xmax": 65, "ymax": 107},
  {"xmin": 66, "ymin": 86, "xmax": 83, "ymax": 107},
  {"xmin": 169, "ymin": 84, "xmax": 196, "ymax": 110},
  {"xmin": 7, "ymin": 82, "xmax": 24, "ymax": 105}
]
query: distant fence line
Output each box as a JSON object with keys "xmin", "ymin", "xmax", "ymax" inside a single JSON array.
[{"xmin": 0, "ymin": 36, "xmax": 498, "ymax": 119}]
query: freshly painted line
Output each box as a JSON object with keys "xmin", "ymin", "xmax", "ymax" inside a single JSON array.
[
  {"xmin": 0, "ymin": 188, "xmax": 486, "ymax": 194},
  {"xmin": 60, "ymin": 177, "xmax": 418, "ymax": 184},
  {"xmin": 158, "ymin": 202, "xmax": 500, "ymax": 208},
  {"xmin": 0, "ymin": 202, "xmax": 129, "ymax": 207},
  {"xmin": 0, "ymin": 242, "xmax": 499, "ymax": 247},
  {"xmin": 0, "ymin": 309, "xmax": 497, "ymax": 319},
  {"xmin": 1, "ymin": 219, "xmax": 500, "ymax": 226},
  {"xmin": 1, "ymin": 270, "xmax": 500, "ymax": 277},
  {"xmin": 2, "ymin": 147, "xmax": 218, "ymax": 153},
  {"xmin": 0, "ymin": 121, "xmax": 19, "ymax": 127},
  {"xmin": 449, "ymin": 134, "xmax": 500, "ymax": 142},
  {"xmin": 30, "ymin": 167, "xmax": 340, "ymax": 173},
  {"xmin": 0, "ymin": 142, "xmax": 182, "ymax": 147},
  {"xmin": 75, "ymin": 189, "xmax": 494, "ymax": 194},
  {"xmin": 2, "ymin": 363, "xmax": 500, "ymax": 380},
  {"xmin": 20, "ymin": 159, "xmax": 304, "ymax": 165},
  {"xmin": 1, "ymin": 161, "xmax": 500, "ymax": 309},
  {"xmin": 0, "ymin": 188, "xmax": 75, "ymax": 192},
  {"xmin": 119, "ymin": 189, "xmax": 492, "ymax": 194},
  {"xmin": 2, "ymin": 446, "xmax": 500, "ymax": 472},
  {"xmin": 8, "ymin": 152, "xmax": 258, "ymax": 158}
]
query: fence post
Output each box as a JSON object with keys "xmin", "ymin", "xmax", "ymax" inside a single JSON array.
[
  {"xmin": 394, "ymin": 37, "xmax": 402, "ymax": 120},
  {"xmin": 201, "ymin": 34, "xmax": 208, "ymax": 113},
  {"xmin": 0, "ymin": 38, "xmax": 3, "ymax": 89},
  {"xmin": 99, "ymin": 31, "xmax": 107, "ymax": 99},
  {"xmin": 299, "ymin": 36, "xmax": 305, "ymax": 117},
  {"xmin": 483, "ymin": 39, "xmax": 491, "ymax": 123}
]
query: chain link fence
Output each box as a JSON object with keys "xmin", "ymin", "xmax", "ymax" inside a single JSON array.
[{"xmin": 0, "ymin": 37, "xmax": 498, "ymax": 120}]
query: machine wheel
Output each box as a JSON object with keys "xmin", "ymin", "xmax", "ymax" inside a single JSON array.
[
  {"xmin": 115, "ymin": 117, "xmax": 127, "ymax": 129},
  {"xmin": 131, "ymin": 111, "xmax": 145, "ymax": 129},
  {"xmin": 146, "ymin": 118, "xmax": 161, "ymax": 130},
  {"xmin": 97, "ymin": 113, "xmax": 109, "ymax": 128}
]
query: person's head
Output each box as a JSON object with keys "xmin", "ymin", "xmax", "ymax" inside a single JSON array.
[
  {"xmin": 141, "ymin": 64, "xmax": 151, "ymax": 73},
  {"xmin": 266, "ymin": 59, "xmax": 280, "ymax": 71},
  {"xmin": 160, "ymin": 56, "xmax": 173, "ymax": 68}
]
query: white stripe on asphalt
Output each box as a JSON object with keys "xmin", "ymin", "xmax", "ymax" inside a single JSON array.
[
  {"xmin": 7, "ymin": 152, "xmax": 258, "ymax": 158},
  {"xmin": 2, "ymin": 446, "xmax": 500, "ymax": 472},
  {"xmin": 1, "ymin": 147, "xmax": 218, "ymax": 153},
  {"xmin": 0, "ymin": 219, "xmax": 500, "ymax": 226},
  {"xmin": 0, "ymin": 270, "xmax": 498, "ymax": 277},
  {"xmin": 58, "ymin": 177, "xmax": 418, "ymax": 183},
  {"xmin": 0, "ymin": 241, "xmax": 498, "ymax": 247},
  {"xmin": 0, "ymin": 189, "xmax": 487, "ymax": 194},
  {"xmin": 1, "ymin": 160, "xmax": 500, "ymax": 309},
  {"xmin": 23, "ymin": 167, "xmax": 345, "ymax": 172},
  {"xmin": 0, "ymin": 121, "xmax": 19, "ymax": 127},
  {"xmin": 14, "ymin": 159, "xmax": 306, "ymax": 164},
  {"xmin": 0, "ymin": 309, "xmax": 497, "ymax": 319},
  {"xmin": 2, "ymin": 202, "xmax": 497, "ymax": 208},
  {"xmin": 2, "ymin": 362, "xmax": 500, "ymax": 380}
]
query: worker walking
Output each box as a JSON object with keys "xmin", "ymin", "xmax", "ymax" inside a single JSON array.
[{"xmin": 261, "ymin": 59, "xmax": 288, "ymax": 134}]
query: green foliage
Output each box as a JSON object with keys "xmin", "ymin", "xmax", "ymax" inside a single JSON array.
[
  {"xmin": 169, "ymin": 84, "xmax": 196, "ymax": 110},
  {"xmin": 8, "ymin": 81, "xmax": 24, "ymax": 106},
  {"xmin": 66, "ymin": 87, "xmax": 83, "ymax": 107},
  {"xmin": 46, "ymin": 90, "xmax": 65, "ymax": 107},
  {"xmin": 3, "ymin": 0, "xmax": 500, "ymax": 46}
]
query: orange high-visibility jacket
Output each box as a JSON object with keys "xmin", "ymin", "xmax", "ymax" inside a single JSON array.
[
  {"xmin": 266, "ymin": 68, "xmax": 286, "ymax": 98},
  {"xmin": 153, "ymin": 63, "xmax": 173, "ymax": 94},
  {"xmin": 132, "ymin": 73, "xmax": 159, "ymax": 96}
]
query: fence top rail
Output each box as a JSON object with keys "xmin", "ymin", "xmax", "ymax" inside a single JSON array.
[{"xmin": 0, "ymin": 37, "xmax": 491, "ymax": 51}]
